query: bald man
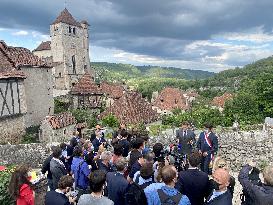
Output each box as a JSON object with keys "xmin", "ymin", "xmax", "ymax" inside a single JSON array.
[{"xmin": 205, "ymin": 168, "xmax": 232, "ymax": 205}]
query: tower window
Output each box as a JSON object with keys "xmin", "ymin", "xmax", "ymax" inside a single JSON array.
[
  {"xmin": 73, "ymin": 28, "xmax": 76, "ymax": 35},
  {"xmin": 68, "ymin": 26, "xmax": 71, "ymax": 33},
  {"xmin": 59, "ymin": 72, "xmax": 62, "ymax": 77},
  {"xmin": 72, "ymin": 55, "xmax": 76, "ymax": 74}
]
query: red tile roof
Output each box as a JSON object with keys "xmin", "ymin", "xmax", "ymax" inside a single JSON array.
[
  {"xmin": 33, "ymin": 41, "xmax": 51, "ymax": 51},
  {"xmin": 0, "ymin": 41, "xmax": 26, "ymax": 79},
  {"xmin": 153, "ymin": 87, "xmax": 189, "ymax": 111},
  {"xmin": 46, "ymin": 112, "xmax": 76, "ymax": 129},
  {"xmin": 212, "ymin": 93, "xmax": 233, "ymax": 108},
  {"xmin": 52, "ymin": 8, "xmax": 81, "ymax": 27},
  {"xmin": 0, "ymin": 41, "xmax": 50, "ymax": 68},
  {"xmin": 100, "ymin": 82, "xmax": 124, "ymax": 99},
  {"xmin": 70, "ymin": 73, "xmax": 103, "ymax": 95},
  {"xmin": 100, "ymin": 91, "xmax": 158, "ymax": 125}
]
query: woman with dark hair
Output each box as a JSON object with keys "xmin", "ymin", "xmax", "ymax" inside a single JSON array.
[{"xmin": 8, "ymin": 164, "xmax": 35, "ymax": 205}]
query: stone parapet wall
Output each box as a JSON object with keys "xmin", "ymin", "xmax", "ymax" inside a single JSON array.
[
  {"xmin": 217, "ymin": 130, "xmax": 273, "ymax": 171},
  {"xmin": 0, "ymin": 143, "xmax": 53, "ymax": 168}
]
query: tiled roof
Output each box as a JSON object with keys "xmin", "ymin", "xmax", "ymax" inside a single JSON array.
[
  {"xmin": 153, "ymin": 87, "xmax": 189, "ymax": 111},
  {"xmin": 33, "ymin": 41, "xmax": 51, "ymax": 51},
  {"xmin": 100, "ymin": 82, "xmax": 124, "ymax": 99},
  {"xmin": 0, "ymin": 41, "xmax": 26, "ymax": 79},
  {"xmin": 46, "ymin": 112, "xmax": 76, "ymax": 129},
  {"xmin": 212, "ymin": 93, "xmax": 233, "ymax": 108},
  {"xmin": 0, "ymin": 41, "xmax": 50, "ymax": 68},
  {"xmin": 52, "ymin": 8, "xmax": 81, "ymax": 27},
  {"xmin": 100, "ymin": 91, "xmax": 158, "ymax": 125},
  {"xmin": 71, "ymin": 73, "xmax": 103, "ymax": 95}
]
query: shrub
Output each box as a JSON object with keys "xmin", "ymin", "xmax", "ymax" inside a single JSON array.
[
  {"xmin": 71, "ymin": 109, "xmax": 97, "ymax": 129},
  {"xmin": 101, "ymin": 114, "xmax": 119, "ymax": 128},
  {"xmin": 0, "ymin": 166, "xmax": 15, "ymax": 205}
]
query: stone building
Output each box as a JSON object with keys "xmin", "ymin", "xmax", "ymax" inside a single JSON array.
[
  {"xmin": 70, "ymin": 72, "xmax": 104, "ymax": 111},
  {"xmin": 152, "ymin": 87, "xmax": 188, "ymax": 114},
  {"xmin": 39, "ymin": 112, "xmax": 76, "ymax": 143},
  {"xmin": 0, "ymin": 41, "xmax": 54, "ymax": 128},
  {"xmin": 33, "ymin": 8, "xmax": 93, "ymax": 91},
  {"xmin": 100, "ymin": 91, "xmax": 158, "ymax": 125},
  {"xmin": 211, "ymin": 93, "xmax": 233, "ymax": 112}
]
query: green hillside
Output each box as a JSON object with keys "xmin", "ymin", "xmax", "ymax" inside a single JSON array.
[{"xmin": 91, "ymin": 62, "xmax": 214, "ymax": 82}]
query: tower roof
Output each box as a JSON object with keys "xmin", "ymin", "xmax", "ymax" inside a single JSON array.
[
  {"xmin": 52, "ymin": 8, "xmax": 81, "ymax": 27},
  {"xmin": 33, "ymin": 41, "xmax": 51, "ymax": 52},
  {"xmin": 70, "ymin": 72, "xmax": 103, "ymax": 95}
]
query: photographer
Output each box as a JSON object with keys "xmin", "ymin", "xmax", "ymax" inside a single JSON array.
[
  {"xmin": 45, "ymin": 175, "xmax": 76, "ymax": 205},
  {"xmin": 239, "ymin": 163, "xmax": 273, "ymax": 205}
]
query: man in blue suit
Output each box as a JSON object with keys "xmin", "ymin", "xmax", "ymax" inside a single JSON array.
[
  {"xmin": 176, "ymin": 121, "xmax": 196, "ymax": 156},
  {"xmin": 175, "ymin": 151, "xmax": 210, "ymax": 205},
  {"xmin": 197, "ymin": 123, "xmax": 218, "ymax": 175},
  {"xmin": 106, "ymin": 157, "xmax": 129, "ymax": 205}
]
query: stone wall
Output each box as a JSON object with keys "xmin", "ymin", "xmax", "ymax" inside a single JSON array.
[
  {"xmin": 0, "ymin": 115, "xmax": 25, "ymax": 144},
  {"xmin": 21, "ymin": 66, "xmax": 54, "ymax": 127},
  {"xmin": 217, "ymin": 130, "xmax": 273, "ymax": 171},
  {"xmin": 0, "ymin": 143, "xmax": 52, "ymax": 168}
]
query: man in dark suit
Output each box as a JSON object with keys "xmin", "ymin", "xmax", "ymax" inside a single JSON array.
[
  {"xmin": 176, "ymin": 121, "xmax": 196, "ymax": 156},
  {"xmin": 197, "ymin": 123, "xmax": 218, "ymax": 174},
  {"xmin": 205, "ymin": 168, "xmax": 232, "ymax": 205},
  {"xmin": 106, "ymin": 157, "xmax": 129, "ymax": 205},
  {"xmin": 50, "ymin": 146, "xmax": 68, "ymax": 190},
  {"xmin": 45, "ymin": 175, "xmax": 75, "ymax": 205},
  {"xmin": 175, "ymin": 151, "xmax": 210, "ymax": 205}
]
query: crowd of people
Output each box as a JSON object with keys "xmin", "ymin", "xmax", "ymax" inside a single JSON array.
[{"xmin": 8, "ymin": 122, "xmax": 273, "ymax": 205}]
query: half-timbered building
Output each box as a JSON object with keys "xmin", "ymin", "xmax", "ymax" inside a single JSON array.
[
  {"xmin": 0, "ymin": 41, "xmax": 54, "ymax": 128},
  {"xmin": 0, "ymin": 42, "xmax": 27, "ymax": 144}
]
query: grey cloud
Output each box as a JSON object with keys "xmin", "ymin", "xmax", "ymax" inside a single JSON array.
[{"xmin": 1, "ymin": 0, "xmax": 273, "ymax": 68}]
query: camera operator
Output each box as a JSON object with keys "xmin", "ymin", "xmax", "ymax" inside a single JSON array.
[{"xmin": 45, "ymin": 175, "xmax": 76, "ymax": 205}]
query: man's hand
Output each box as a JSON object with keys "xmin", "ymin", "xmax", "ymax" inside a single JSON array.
[
  {"xmin": 69, "ymin": 196, "xmax": 76, "ymax": 204},
  {"xmin": 203, "ymin": 152, "xmax": 208, "ymax": 157},
  {"xmin": 198, "ymin": 150, "xmax": 202, "ymax": 155}
]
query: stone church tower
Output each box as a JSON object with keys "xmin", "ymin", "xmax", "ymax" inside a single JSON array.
[{"xmin": 34, "ymin": 8, "xmax": 92, "ymax": 90}]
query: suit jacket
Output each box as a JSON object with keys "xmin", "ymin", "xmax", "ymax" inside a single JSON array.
[
  {"xmin": 45, "ymin": 191, "xmax": 71, "ymax": 205},
  {"xmin": 175, "ymin": 168, "xmax": 210, "ymax": 205},
  {"xmin": 197, "ymin": 132, "xmax": 218, "ymax": 155},
  {"xmin": 205, "ymin": 190, "xmax": 232, "ymax": 205},
  {"xmin": 106, "ymin": 172, "xmax": 129, "ymax": 205},
  {"xmin": 50, "ymin": 158, "xmax": 67, "ymax": 190},
  {"xmin": 176, "ymin": 129, "xmax": 196, "ymax": 155},
  {"xmin": 41, "ymin": 154, "xmax": 53, "ymax": 179}
]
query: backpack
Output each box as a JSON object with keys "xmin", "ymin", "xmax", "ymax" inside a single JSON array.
[
  {"xmin": 157, "ymin": 189, "xmax": 182, "ymax": 205},
  {"xmin": 125, "ymin": 182, "xmax": 149, "ymax": 205}
]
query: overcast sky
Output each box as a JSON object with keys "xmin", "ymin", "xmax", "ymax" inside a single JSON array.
[{"xmin": 1, "ymin": 0, "xmax": 273, "ymax": 72}]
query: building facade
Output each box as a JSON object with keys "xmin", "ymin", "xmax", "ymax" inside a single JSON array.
[
  {"xmin": 39, "ymin": 112, "xmax": 76, "ymax": 143},
  {"xmin": 33, "ymin": 8, "xmax": 93, "ymax": 91}
]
